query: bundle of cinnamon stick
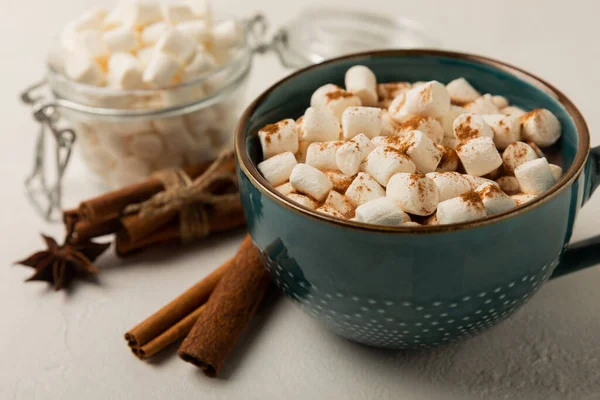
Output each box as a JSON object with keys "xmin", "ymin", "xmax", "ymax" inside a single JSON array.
[
  {"xmin": 64, "ymin": 151, "xmax": 245, "ymax": 257},
  {"xmin": 126, "ymin": 235, "xmax": 272, "ymax": 377}
]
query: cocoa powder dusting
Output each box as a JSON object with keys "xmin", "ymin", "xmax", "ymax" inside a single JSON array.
[
  {"xmin": 399, "ymin": 116, "xmax": 427, "ymax": 132},
  {"xmin": 455, "ymin": 116, "xmax": 480, "ymax": 141},
  {"xmin": 326, "ymin": 90, "xmax": 355, "ymax": 101},
  {"xmin": 261, "ymin": 123, "xmax": 279, "ymax": 135},
  {"xmin": 460, "ymin": 191, "xmax": 485, "ymax": 210},
  {"xmin": 480, "ymin": 183, "xmax": 504, "ymax": 199}
]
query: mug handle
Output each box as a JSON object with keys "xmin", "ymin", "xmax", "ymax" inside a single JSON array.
[{"xmin": 551, "ymin": 145, "xmax": 600, "ymax": 279}]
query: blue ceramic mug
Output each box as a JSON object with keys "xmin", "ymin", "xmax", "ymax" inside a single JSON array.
[{"xmin": 235, "ymin": 50, "xmax": 600, "ymax": 349}]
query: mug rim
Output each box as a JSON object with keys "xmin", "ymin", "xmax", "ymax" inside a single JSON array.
[{"xmin": 235, "ymin": 49, "xmax": 590, "ymax": 234}]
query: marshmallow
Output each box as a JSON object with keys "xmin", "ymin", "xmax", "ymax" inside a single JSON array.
[
  {"xmin": 153, "ymin": 150, "xmax": 184, "ymax": 169},
  {"xmin": 275, "ymin": 182, "xmax": 295, "ymax": 196},
  {"xmin": 549, "ymin": 164, "xmax": 563, "ymax": 181},
  {"xmin": 441, "ymin": 136, "xmax": 459, "ymax": 150},
  {"xmin": 520, "ymin": 109, "xmax": 562, "ymax": 147},
  {"xmin": 387, "ymin": 92, "xmax": 409, "ymax": 122},
  {"xmin": 440, "ymin": 105, "xmax": 468, "ymax": 137},
  {"xmin": 402, "ymin": 130, "xmax": 443, "ymax": 173},
  {"xmin": 380, "ymin": 110, "xmax": 401, "ymax": 136},
  {"xmin": 345, "ymin": 65, "xmax": 377, "ymax": 106},
  {"xmin": 527, "ymin": 141, "xmax": 546, "ymax": 158},
  {"xmin": 81, "ymin": 145, "xmax": 116, "ymax": 176},
  {"xmin": 162, "ymin": 2, "xmax": 195, "ymax": 25},
  {"xmin": 363, "ymin": 146, "xmax": 416, "ymax": 186},
  {"xmin": 289, "ymin": 163, "xmax": 333, "ymax": 201},
  {"xmin": 295, "ymin": 141, "xmax": 310, "ymax": 163},
  {"xmin": 324, "ymin": 191, "xmax": 355, "ymax": 218},
  {"xmin": 287, "ymin": 193, "xmax": 318, "ymax": 210},
  {"xmin": 402, "ymin": 221, "xmax": 421, "ymax": 227},
  {"xmin": 306, "ymin": 141, "xmax": 344, "ymax": 171},
  {"xmin": 436, "ymin": 145, "xmax": 459, "ymax": 172},
  {"xmin": 341, "ymin": 106, "xmax": 382, "ymax": 139},
  {"xmin": 109, "ymin": 156, "xmax": 152, "ymax": 189},
  {"xmin": 355, "ymin": 197, "xmax": 410, "ymax": 226},
  {"xmin": 465, "ymin": 94, "xmax": 501, "ymax": 115},
  {"xmin": 502, "ymin": 106, "xmax": 527, "ymax": 118},
  {"xmin": 103, "ymin": 26, "xmax": 139, "ymax": 53},
  {"xmin": 129, "ymin": 132, "xmax": 165, "ymax": 160},
  {"xmin": 176, "ymin": 20, "xmax": 210, "ymax": 43},
  {"xmin": 345, "ymin": 172, "xmax": 386, "ymax": 206},
  {"xmin": 436, "ymin": 191, "xmax": 487, "ymax": 224},
  {"xmin": 386, "ymin": 173, "xmax": 439, "ymax": 215},
  {"xmin": 482, "ymin": 114, "xmax": 521, "ymax": 149},
  {"xmin": 463, "ymin": 175, "xmax": 499, "ymax": 190},
  {"xmin": 496, "ymin": 176, "xmax": 520, "ymax": 194},
  {"xmin": 424, "ymin": 213, "xmax": 438, "ymax": 225},
  {"xmin": 426, "ymin": 172, "xmax": 471, "ymax": 201},
  {"xmin": 475, "ymin": 182, "xmax": 517, "ymax": 215},
  {"xmin": 136, "ymin": 46, "xmax": 154, "ymax": 67},
  {"xmin": 402, "ymin": 81, "xmax": 451, "ymax": 118},
  {"xmin": 73, "ymin": 30, "xmax": 109, "ymax": 59},
  {"xmin": 182, "ymin": 50, "xmax": 217, "ymax": 81},
  {"xmin": 311, "ymin": 84, "xmax": 362, "ymax": 121},
  {"xmin": 258, "ymin": 152, "xmax": 298, "ymax": 186},
  {"xmin": 156, "ymin": 29, "xmax": 196, "ymax": 64},
  {"xmin": 456, "ymin": 136, "xmax": 503, "ymax": 176},
  {"xmin": 492, "ymin": 95, "xmax": 509, "ymax": 109},
  {"xmin": 212, "ymin": 20, "xmax": 243, "ymax": 48},
  {"xmin": 511, "ymin": 194, "xmax": 537, "ymax": 206},
  {"xmin": 107, "ymin": 53, "xmax": 143, "ymax": 89},
  {"xmin": 446, "ymin": 78, "xmax": 480, "ymax": 105},
  {"xmin": 398, "ymin": 116, "xmax": 444, "ymax": 144},
  {"xmin": 377, "ymin": 82, "xmax": 411, "ymax": 107},
  {"xmin": 502, "ymin": 141, "xmax": 539, "ymax": 174},
  {"xmin": 141, "ymin": 21, "xmax": 169, "ymax": 46},
  {"xmin": 326, "ymin": 171, "xmax": 355, "ymax": 193},
  {"xmin": 299, "ymin": 107, "xmax": 341, "ymax": 142},
  {"xmin": 73, "ymin": 7, "xmax": 109, "ymax": 32},
  {"xmin": 60, "ymin": 8, "xmax": 109, "ymax": 50},
  {"xmin": 189, "ymin": 0, "xmax": 210, "ymax": 18},
  {"xmin": 258, "ymin": 119, "xmax": 299, "ymax": 159},
  {"xmin": 453, "ymin": 113, "xmax": 494, "ymax": 142},
  {"xmin": 142, "ymin": 52, "xmax": 180, "ymax": 86},
  {"xmin": 316, "ymin": 205, "xmax": 347, "ymax": 219},
  {"xmin": 336, "ymin": 134, "xmax": 374, "ymax": 176},
  {"xmin": 121, "ymin": 0, "xmax": 163, "ymax": 27},
  {"xmin": 103, "ymin": 7, "xmax": 123, "ymax": 31},
  {"xmin": 514, "ymin": 158, "xmax": 556, "ymax": 195},
  {"xmin": 65, "ymin": 52, "xmax": 105, "ymax": 85}
]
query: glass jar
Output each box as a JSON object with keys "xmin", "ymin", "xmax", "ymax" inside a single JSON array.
[
  {"xmin": 45, "ymin": 17, "xmax": 252, "ymax": 190},
  {"xmin": 22, "ymin": 8, "xmax": 438, "ymax": 219}
]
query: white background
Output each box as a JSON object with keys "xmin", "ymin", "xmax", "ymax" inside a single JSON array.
[{"xmin": 1, "ymin": 0, "xmax": 600, "ymax": 399}]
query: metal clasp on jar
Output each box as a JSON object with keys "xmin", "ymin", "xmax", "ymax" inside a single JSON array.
[{"xmin": 20, "ymin": 80, "xmax": 76, "ymax": 221}]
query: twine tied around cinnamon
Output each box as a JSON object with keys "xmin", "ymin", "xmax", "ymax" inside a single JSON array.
[{"xmin": 124, "ymin": 151, "xmax": 240, "ymax": 241}]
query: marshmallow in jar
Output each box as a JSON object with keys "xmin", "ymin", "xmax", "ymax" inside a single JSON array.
[
  {"xmin": 256, "ymin": 66, "xmax": 565, "ymax": 227},
  {"xmin": 48, "ymin": 0, "xmax": 249, "ymax": 188}
]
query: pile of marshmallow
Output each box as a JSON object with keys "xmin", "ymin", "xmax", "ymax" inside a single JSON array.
[
  {"xmin": 59, "ymin": 0, "xmax": 241, "ymax": 91},
  {"xmin": 256, "ymin": 66, "xmax": 563, "ymax": 226},
  {"xmin": 53, "ymin": 1, "xmax": 245, "ymax": 189}
]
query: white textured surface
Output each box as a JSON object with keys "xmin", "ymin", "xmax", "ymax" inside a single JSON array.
[{"xmin": 2, "ymin": 0, "xmax": 600, "ymax": 399}]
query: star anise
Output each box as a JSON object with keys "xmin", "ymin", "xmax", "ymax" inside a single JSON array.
[{"xmin": 15, "ymin": 234, "xmax": 110, "ymax": 290}]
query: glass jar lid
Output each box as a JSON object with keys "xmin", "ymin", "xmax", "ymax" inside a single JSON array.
[{"xmin": 271, "ymin": 8, "xmax": 441, "ymax": 69}]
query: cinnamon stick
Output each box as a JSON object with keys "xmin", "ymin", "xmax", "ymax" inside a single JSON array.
[
  {"xmin": 178, "ymin": 235, "xmax": 271, "ymax": 377},
  {"xmin": 120, "ymin": 155, "xmax": 237, "ymax": 243},
  {"xmin": 125, "ymin": 259, "xmax": 232, "ymax": 350},
  {"xmin": 135, "ymin": 304, "xmax": 206, "ymax": 359},
  {"xmin": 79, "ymin": 162, "xmax": 211, "ymax": 222},
  {"xmin": 71, "ymin": 213, "xmax": 122, "ymax": 243},
  {"xmin": 115, "ymin": 209, "xmax": 245, "ymax": 257}
]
